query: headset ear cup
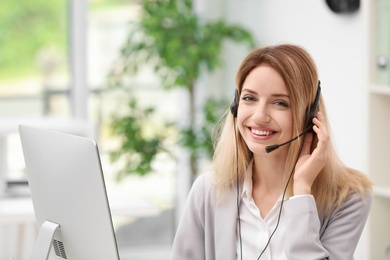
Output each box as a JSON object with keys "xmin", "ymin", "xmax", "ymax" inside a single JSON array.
[
  {"xmin": 230, "ymin": 90, "xmax": 239, "ymax": 118},
  {"xmin": 304, "ymin": 81, "xmax": 321, "ymax": 130}
]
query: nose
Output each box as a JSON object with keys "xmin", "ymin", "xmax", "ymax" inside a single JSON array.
[{"xmin": 252, "ymin": 102, "xmax": 271, "ymax": 123}]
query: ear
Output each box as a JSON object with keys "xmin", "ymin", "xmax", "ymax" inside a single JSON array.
[{"xmin": 230, "ymin": 90, "xmax": 239, "ymax": 118}]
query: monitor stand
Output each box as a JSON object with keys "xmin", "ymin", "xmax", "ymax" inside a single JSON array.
[{"xmin": 30, "ymin": 220, "xmax": 60, "ymax": 260}]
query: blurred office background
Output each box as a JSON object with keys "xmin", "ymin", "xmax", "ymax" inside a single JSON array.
[{"xmin": 0, "ymin": 0, "xmax": 388, "ymax": 259}]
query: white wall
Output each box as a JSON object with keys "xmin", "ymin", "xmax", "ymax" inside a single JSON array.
[{"xmin": 205, "ymin": 0, "xmax": 370, "ymax": 258}]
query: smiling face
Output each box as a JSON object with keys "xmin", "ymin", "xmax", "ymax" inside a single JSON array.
[{"xmin": 237, "ymin": 65, "xmax": 293, "ymax": 155}]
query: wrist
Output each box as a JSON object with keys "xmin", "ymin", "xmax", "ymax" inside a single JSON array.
[{"xmin": 293, "ymin": 182, "xmax": 312, "ymax": 195}]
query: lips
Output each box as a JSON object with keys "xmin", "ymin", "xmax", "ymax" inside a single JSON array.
[
  {"xmin": 248, "ymin": 126, "xmax": 276, "ymax": 140},
  {"xmin": 250, "ymin": 128, "xmax": 275, "ymax": 136}
]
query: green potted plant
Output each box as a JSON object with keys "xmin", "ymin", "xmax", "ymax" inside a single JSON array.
[{"xmin": 108, "ymin": 0, "xmax": 255, "ymax": 183}]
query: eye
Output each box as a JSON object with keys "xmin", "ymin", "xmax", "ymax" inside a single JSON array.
[
  {"xmin": 242, "ymin": 95, "xmax": 256, "ymax": 102},
  {"xmin": 274, "ymin": 100, "xmax": 289, "ymax": 108}
]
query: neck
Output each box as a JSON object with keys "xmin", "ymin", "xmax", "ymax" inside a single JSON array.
[{"xmin": 252, "ymin": 151, "xmax": 287, "ymax": 192}]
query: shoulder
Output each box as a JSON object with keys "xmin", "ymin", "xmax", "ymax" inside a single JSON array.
[
  {"xmin": 189, "ymin": 171, "xmax": 237, "ymax": 207},
  {"xmin": 335, "ymin": 192, "xmax": 372, "ymax": 217},
  {"xmin": 186, "ymin": 172, "xmax": 218, "ymax": 205},
  {"xmin": 321, "ymin": 192, "xmax": 372, "ymax": 228},
  {"xmin": 190, "ymin": 171, "xmax": 216, "ymax": 194}
]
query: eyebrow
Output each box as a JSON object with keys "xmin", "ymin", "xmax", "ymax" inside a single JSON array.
[{"xmin": 241, "ymin": 88, "xmax": 290, "ymax": 98}]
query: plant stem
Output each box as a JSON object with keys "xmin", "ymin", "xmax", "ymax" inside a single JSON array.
[{"xmin": 188, "ymin": 80, "xmax": 197, "ymax": 182}]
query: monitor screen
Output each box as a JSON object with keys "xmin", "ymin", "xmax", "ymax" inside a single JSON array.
[{"xmin": 19, "ymin": 125, "xmax": 120, "ymax": 260}]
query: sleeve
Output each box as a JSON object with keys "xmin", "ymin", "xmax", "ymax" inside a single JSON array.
[
  {"xmin": 283, "ymin": 193, "xmax": 371, "ymax": 260},
  {"xmin": 170, "ymin": 174, "xmax": 206, "ymax": 260}
]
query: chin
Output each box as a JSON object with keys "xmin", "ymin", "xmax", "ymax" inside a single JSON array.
[{"xmin": 247, "ymin": 145, "xmax": 268, "ymax": 155}]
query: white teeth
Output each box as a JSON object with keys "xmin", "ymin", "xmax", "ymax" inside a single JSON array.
[{"xmin": 251, "ymin": 129, "xmax": 273, "ymax": 136}]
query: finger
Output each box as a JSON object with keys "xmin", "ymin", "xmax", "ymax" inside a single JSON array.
[
  {"xmin": 311, "ymin": 112, "xmax": 330, "ymax": 159},
  {"xmin": 312, "ymin": 112, "xmax": 328, "ymax": 137},
  {"xmin": 300, "ymin": 132, "xmax": 313, "ymax": 156}
]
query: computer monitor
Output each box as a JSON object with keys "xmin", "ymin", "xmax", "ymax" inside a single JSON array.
[{"xmin": 19, "ymin": 125, "xmax": 120, "ymax": 260}]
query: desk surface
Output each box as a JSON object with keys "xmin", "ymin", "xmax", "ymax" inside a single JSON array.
[
  {"xmin": 0, "ymin": 194, "xmax": 160, "ymax": 225},
  {"xmin": 0, "ymin": 196, "xmax": 35, "ymax": 224}
]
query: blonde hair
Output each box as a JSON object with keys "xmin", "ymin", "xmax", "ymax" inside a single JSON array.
[{"xmin": 212, "ymin": 44, "xmax": 371, "ymax": 217}]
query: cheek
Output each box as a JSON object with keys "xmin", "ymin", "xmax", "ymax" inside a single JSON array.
[
  {"xmin": 235, "ymin": 108, "xmax": 243, "ymax": 126},
  {"xmin": 236, "ymin": 117, "xmax": 246, "ymax": 137},
  {"xmin": 236, "ymin": 109, "xmax": 249, "ymax": 132},
  {"xmin": 281, "ymin": 116, "xmax": 294, "ymax": 136}
]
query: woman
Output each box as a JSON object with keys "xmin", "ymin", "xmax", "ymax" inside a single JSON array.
[{"xmin": 171, "ymin": 44, "xmax": 372, "ymax": 259}]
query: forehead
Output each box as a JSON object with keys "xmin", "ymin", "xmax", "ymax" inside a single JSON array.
[{"xmin": 242, "ymin": 65, "xmax": 288, "ymax": 95}]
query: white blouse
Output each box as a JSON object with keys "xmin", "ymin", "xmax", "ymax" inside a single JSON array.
[{"xmin": 237, "ymin": 163, "xmax": 312, "ymax": 260}]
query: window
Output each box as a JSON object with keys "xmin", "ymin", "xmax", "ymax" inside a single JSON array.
[{"xmin": 0, "ymin": 0, "xmax": 71, "ymax": 118}]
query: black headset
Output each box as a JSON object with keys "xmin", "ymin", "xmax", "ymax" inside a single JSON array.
[{"xmin": 230, "ymin": 89, "xmax": 240, "ymax": 118}]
